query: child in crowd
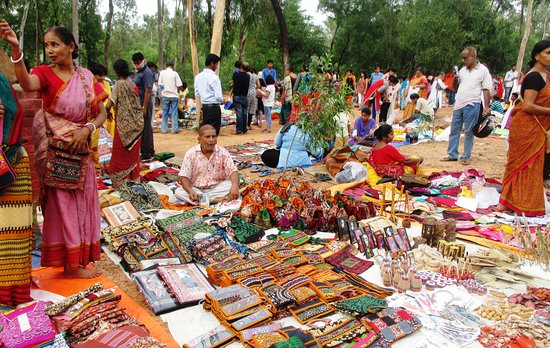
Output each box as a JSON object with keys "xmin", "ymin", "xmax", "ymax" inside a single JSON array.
[{"xmin": 260, "ymin": 75, "xmax": 276, "ymax": 133}]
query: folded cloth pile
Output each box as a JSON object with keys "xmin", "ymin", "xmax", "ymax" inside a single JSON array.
[
  {"xmin": 47, "ymin": 284, "xmax": 137, "ymax": 345},
  {"xmin": 0, "ymin": 301, "xmax": 59, "ymax": 348}
]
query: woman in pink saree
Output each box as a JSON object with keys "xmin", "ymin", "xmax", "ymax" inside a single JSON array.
[{"xmin": 0, "ymin": 23, "xmax": 108, "ymax": 278}]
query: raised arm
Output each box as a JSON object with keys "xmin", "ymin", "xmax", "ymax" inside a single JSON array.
[{"xmin": 0, "ymin": 20, "xmax": 41, "ymax": 91}]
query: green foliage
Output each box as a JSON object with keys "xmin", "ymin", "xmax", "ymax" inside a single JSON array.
[
  {"xmin": 295, "ymin": 54, "xmax": 350, "ymax": 153},
  {"xmin": 321, "ymin": 0, "xmax": 547, "ymax": 76}
]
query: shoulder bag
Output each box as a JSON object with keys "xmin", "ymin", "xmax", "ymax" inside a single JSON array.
[{"xmin": 43, "ymin": 68, "xmax": 91, "ymax": 190}]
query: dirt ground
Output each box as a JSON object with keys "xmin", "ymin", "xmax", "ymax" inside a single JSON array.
[{"xmin": 153, "ymin": 106, "xmax": 508, "ymax": 180}]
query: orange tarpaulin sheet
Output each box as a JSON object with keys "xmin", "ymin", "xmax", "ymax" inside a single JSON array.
[{"xmin": 32, "ymin": 267, "xmax": 179, "ymax": 348}]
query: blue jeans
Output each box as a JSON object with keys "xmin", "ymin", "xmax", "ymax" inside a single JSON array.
[
  {"xmin": 161, "ymin": 96, "xmax": 179, "ymax": 133},
  {"xmin": 233, "ymin": 96, "xmax": 248, "ymax": 134},
  {"xmin": 504, "ymin": 87, "xmax": 512, "ymax": 101},
  {"xmin": 448, "ymin": 91, "xmax": 456, "ymax": 105},
  {"xmin": 447, "ymin": 103, "xmax": 480, "ymax": 160},
  {"xmin": 264, "ymin": 106, "xmax": 272, "ymax": 128}
]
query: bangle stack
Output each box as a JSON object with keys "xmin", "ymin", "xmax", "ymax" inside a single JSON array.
[
  {"xmin": 10, "ymin": 51, "xmax": 23, "ymax": 64},
  {"xmin": 84, "ymin": 122, "xmax": 96, "ymax": 133}
]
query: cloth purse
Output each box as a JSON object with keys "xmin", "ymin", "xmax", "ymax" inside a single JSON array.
[
  {"xmin": 534, "ymin": 116, "xmax": 550, "ymax": 153},
  {"xmin": 361, "ymin": 307, "xmax": 421, "ymax": 343},
  {"xmin": 333, "ymin": 295, "xmax": 388, "ymax": 316},
  {"xmin": 44, "ymin": 136, "xmax": 89, "ymax": 190},
  {"xmin": 309, "ymin": 318, "xmax": 367, "ymax": 347}
]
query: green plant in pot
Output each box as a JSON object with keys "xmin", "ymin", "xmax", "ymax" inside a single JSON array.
[{"xmin": 283, "ymin": 54, "xmax": 352, "ymax": 171}]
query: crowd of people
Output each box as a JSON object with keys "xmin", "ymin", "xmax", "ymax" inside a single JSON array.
[{"xmin": 0, "ymin": 15, "xmax": 549, "ymax": 312}]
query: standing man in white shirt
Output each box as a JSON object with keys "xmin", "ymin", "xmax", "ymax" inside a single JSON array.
[
  {"xmin": 194, "ymin": 54, "xmax": 223, "ymax": 135},
  {"xmin": 442, "ymin": 47, "xmax": 492, "ymax": 165},
  {"xmin": 503, "ymin": 65, "xmax": 518, "ymax": 102},
  {"xmin": 504, "ymin": 65, "xmax": 519, "ymax": 102},
  {"xmin": 159, "ymin": 61, "xmax": 183, "ymax": 133}
]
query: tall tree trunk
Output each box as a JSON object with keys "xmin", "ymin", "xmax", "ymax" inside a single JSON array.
[
  {"xmin": 180, "ymin": 0, "xmax": 186, "ymax": 64},
  {"xmin": 157, "ymin": 0, "xmax": 164, "ymax": 67},
  {"xmin": 519, "ymin": 0, "xmax": 525, "ymax": 43},
  {"xmin": 18, "ymin": 1, "xmax": 30, "ymax": 50},
  {"xmin": 270, "ymin": 0, "xmax": 289, "ymax": 68},
  {"xmin": 210, "ymin": 0, "xmax": 226, "ymax": 64},
  {"xmin": 225, "ymin": 0, "xmax": 232, "ymax": 31},
  {"xmin": 103, "ymin": 0, "xmax": 114, "ymax": 67},
  {"xmin": 188, "ymin": 0, "xmax": 199, "ymax": 77},
  {"xmin": 72, "ymin": 0, "xmax": 79, "ymax": 65},
  {"xmin": 206, "ymin": 0, "xmax": 213, "ymax": 39},
  {"xmin": 238, "ymin": 21, "xmax": 247, "ymax": 61},
  {"xmin": 188, "ymin": 0, "xmax": 201, "ymax": 122},
  {"xmin": 516, "ymin": 0, "xmax": 534, "ymax": 71}
]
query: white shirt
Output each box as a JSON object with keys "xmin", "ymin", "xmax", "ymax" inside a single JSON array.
[
  {"xmin": 263, "ymin": 85, "xmax": 276, "ymax": 107},
  {"xmin": 334, "ymin": 112, "xmax": 350, "ymax": 137},
  {"xmin": 454, "ymin": 62, "xmax": 492, "ymax": 111},
  {"xmin": 504, "ymin": 70, "xmax": 518, "ymax": 88},
  {"xmin": 415, "ymin": 98, "xmax": 434, "ymax": 117},
  {"xmin": 194, "ymin": 68, "xmax": 223, "ymax": 104},
  {"xmin": 158, "ymin": 67, "xmax": 183, "ymax": 98}
]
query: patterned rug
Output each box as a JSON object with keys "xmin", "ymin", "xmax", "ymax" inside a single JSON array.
[{"xmin": 225, "ymin": 140, "xmax": 274, "ymax": 163}]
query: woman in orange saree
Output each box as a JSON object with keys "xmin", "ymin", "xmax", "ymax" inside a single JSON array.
[
  {"xmin": 499, "ymin": 40, "xmax": 550, "ymax": 216},
  {"xmin": 403, "ymin": 68, "xmax": 429, "ymax": 119}
]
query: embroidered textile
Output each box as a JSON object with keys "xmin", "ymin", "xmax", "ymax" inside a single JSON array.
[{"xmin": 157, "ymin": 264, "xmax": 215, "ymax": 304}]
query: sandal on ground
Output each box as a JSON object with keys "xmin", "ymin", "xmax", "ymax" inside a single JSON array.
[
  {"xmin": 440, "ymin": 156, "xmax": 458, "ymax": 162},
  {"xmin": 259, "ymin": 169, "xmax": 274, "ymax": 177},
  {"xmin": 315, "ymin": 172, "xmax": 332, "ymax": 181},
  {"xmin": 251, "ymin": 165, "xmax": 263, "ymax": 173},
  {"xmin": 237, "ymin": 162, "xmax": 251, "ymax": 170},
  {"xmin": 460, "ymin": 159, "xmax": 471, "ymax": 165}
]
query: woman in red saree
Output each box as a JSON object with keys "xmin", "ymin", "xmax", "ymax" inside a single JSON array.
[
  {"xmin": 368, "ymin": 124, "xmax": 424, "ymax": 178},
  {"xmin": 403, "ymin": 68, "xmax": 429, "ymax": 120},
  {"xmin": 105, "ymin": 59, "xmax": 143, "ymax": 188},
  {"xmin": 499, "ymin": 40, "xmax": 550, "ymax": 216},
  {"xmin": 0, "ymin": 23, "xmax": 108, "ymax": 278}
]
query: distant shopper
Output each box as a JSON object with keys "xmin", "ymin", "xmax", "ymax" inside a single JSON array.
[
  {"xmin": 132, "ymin": 52, "xmax": 155, "ymax": 160},
  {"xmin": 442, "ymin": 47, "xmax": 492, "ymax": 165},
  {"xmin": 503, "ymin": 65, "xmax": 518, "ymax": 101},
  {"xmin": 233, "ymin": 61, "xmax": 250, "ymax": 134},
  {"xmin": 159, "ymin": 61, "xmax": 183, "ymax": 133},
  {"xmin": 194, "ymin": 53, "xmax": 223, "ymax": 135},
  {"xmin": 105, "ymin": 59, "xmax": 144, "ymax": 188},
  {"xmin": 262, "ymin": 59, "xmax": 277, "ymax": 81}
]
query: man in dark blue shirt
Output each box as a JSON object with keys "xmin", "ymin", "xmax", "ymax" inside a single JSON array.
[
  {"xmin": 262, "ymin": 60, "xmax": 276, "ymax": 82},
  {"xmin": 132, "ymin": 52, "xmax": 155, "ymax": 160},
  {"xmin": 232, "ymin": 62, "xmax": 250, "ymax": 134}
]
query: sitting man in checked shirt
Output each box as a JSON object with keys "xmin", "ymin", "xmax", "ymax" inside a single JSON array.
[{"xmin": 175, "ymin": 124, "xmax": 240, "ymax": 205}]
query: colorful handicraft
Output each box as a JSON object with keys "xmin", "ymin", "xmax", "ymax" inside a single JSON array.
[
  {"xmin": 361, "ymin": 307, "xmax": 421, "ymax": 343},
  {"xmin": 325, "ymin": 246, "xmax": 374, "ymax": 274},
  {"xmin": 333, "ymin": 295, "xmax": 388, "ymax": 316}
]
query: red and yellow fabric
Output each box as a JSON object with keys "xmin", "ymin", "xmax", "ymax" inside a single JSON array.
[{"xmin": 500, "ymin": 72, "xmax": 550, "ymax": 216}]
